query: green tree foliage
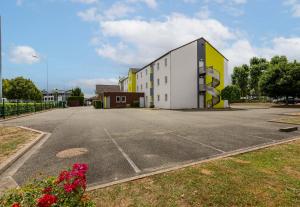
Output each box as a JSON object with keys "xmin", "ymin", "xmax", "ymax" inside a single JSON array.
[
  {"xmin": 3, "ymin": 77, "xmax": 42, "ymax": 101},
  {"xmin": 71, "ymin": 87, "xmax": 84, "ymax": 97},
  {"xmin": 249, "ymin": 57, "xmax": 268, "ymax": 96},
  {"xmin": 221, "ymin": 85, "xmax": 241, "ymax": 106},
  {"xmin": 231, "ymin": 64, "xmax": 249, "ymax": 97},
  {"xmin": 259, "ymin": 56, "xmax": 300, "ymax": 101}
]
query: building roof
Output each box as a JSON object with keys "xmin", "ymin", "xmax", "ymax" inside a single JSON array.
[
  {"xmin": 96, "ymin": 85, "xmax": 120, "ymax": 94},
  {"xmin": 136, "ymin": 37, "xmax": 228, "ymax": 73}
]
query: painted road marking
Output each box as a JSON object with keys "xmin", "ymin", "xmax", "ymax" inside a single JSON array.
[
  {"xmin": 170, "ymin": 132, "xmax": 225, "ymax": 153},
  {"xmin": 104, "ymin": 128, "xmax": 141, "ymax": 174},
  {"xmin": 249, "ymin": 134, "xmax": 275, "ymax": 142}
]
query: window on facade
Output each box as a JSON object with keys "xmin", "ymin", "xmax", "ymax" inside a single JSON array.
[
  {"xmin": 165, "ymin": 76, "xmax": 168, "ymax": 84},
  {"xmin": 116, "ymin": 96, "xmax": 121, "ymax": 103},
  {"xmin": 141, "ymin": 84, "xmax": 143, "ymax": 90},
  {"xmin": 146, "ymin": 96, "xmax": 148, "ymax": 103},
  {"xmin": 121, "ymin": 96, "xmax": 126, "ymax": 103},
  {"xmin": 157, "ymin": 62, "xmax": 160, "ymax": 70},
  {"xmin": 157, "ymin": 95, "xmax": 160, "ymax": 102},
  {"xmin": 165, "ymin": 94, "xmax": 168, "ymax": 101},
  {"xmin": 157, "ymin": 78, "xmax": 160, "ymax": 86},
  {"xmin": 164, "ymin": 58, "xmax": 167, "ymax": 67},
  {"xmin": 137, "ymin": 86, "xmax": 139, "ymax": 91},
  {"xmin": 146, "ymin": 82, "xmax": 148, "ymax": 89}
]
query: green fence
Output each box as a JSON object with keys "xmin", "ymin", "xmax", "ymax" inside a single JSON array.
[{"xmin": 0, "ymin": 100, "xmax": 65, "ymax": 118}]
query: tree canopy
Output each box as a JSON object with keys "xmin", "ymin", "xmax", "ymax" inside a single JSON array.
[
  {"xmin": 3, "ymin": 77, "xmax": 43, "ymax": 101},
  {"xmin": 71, "ymin": 87, "xmax": 84, "ymax": 97},
  {"xmin": 231, "ymin": 64, "xmax": 249, "ymax": 97},
  {"xmin": 221, "ymin": 85, "xmax": 241, "ymax": 105},
  {"xmin": 259, "ymin": 56, "xmax": 300, "ymax": 99},
  {"xmin": 231, "ymin": 55, "xmax": 300, "ymax": 102}
]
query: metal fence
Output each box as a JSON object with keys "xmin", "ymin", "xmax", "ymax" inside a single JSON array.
[{"xmin": 0, "ymin": 99, "xmax": 65, "ymax": 119}]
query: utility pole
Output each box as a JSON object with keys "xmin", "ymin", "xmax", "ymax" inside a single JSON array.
[{"xmin": 0, "ymin": 16, "xmax": 2, "ymax": 99}]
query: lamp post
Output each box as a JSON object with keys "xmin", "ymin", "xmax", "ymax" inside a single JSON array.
[
  {"xmin": 0, "ymin": 16, "xmax": 3, "ymax": 100},
  {"xmin": 32, "ymin": 55, "xmax": 48, "ymax": 99}
]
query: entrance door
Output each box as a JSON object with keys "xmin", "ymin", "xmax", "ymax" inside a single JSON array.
[{"xmin": 139, "ymin": 97, "xmax": 145, "ymax": 108}]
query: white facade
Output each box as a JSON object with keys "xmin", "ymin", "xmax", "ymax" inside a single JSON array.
[
  {"xmin": 153, "ymin": 54, "xmax": 171, "ymax": 109},
  {"xmin": 170, "ymin": 41, "xmax": 198, "ymax": 109},
  {"xmin": 136, "ymin": 65, "xmax": 151, "ymax": 107},
  {"xmin": 120, "ymin": 38, "xmax": 228, "ymax": 109}
]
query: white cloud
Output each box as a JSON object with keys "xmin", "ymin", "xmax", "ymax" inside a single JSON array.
[
  {"xmin": 284, "ymin": 0, "xmax": 300, "ymax": 17},
  {"xmin": 259, "ymin": 37, "xmax": 300, "ymax": 60},
  {"xmin": 96, "ymin": 13, "xmax": 236, "ymax": 66},
  {"xmin": 196, "ymin": 6, "xmax": 211, "ymax": 19},
  {"xmin": 128, "ymin": 0, "xmax": 157, "ymax": 9},
  {"xmin": 77, "ymin": 7, "xmax": 101, "ymax": 22},
  {"xmin": 71, "ymin": 0, "xmax": 98, "ymax": 4},
  {"xmin": 9, "ymin": 46, "xmax": 40, "ymax": 64},
  {"xmin": 104, "ymin": 2, "xmax": 135, "ymax": 20},
  {"xmin": 223, "ymin": 37, "xmax": 300, "ymax": 74}
]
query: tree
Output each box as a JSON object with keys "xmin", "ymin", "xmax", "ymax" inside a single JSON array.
[
  {"xmin": 71, "ymin": 87, "xmax": 84, "ymax": 97},
  {"xmin": 2, "ymin": 79, "xmax": 11, "ymax": 98},
  {"xmin": 221, "ymin": 85, "xmax": 241, "ymax": 106},
  {"xmin": 231, "ymin": 64, "xmax": 249, "ymax": 97},
  {"xmin": 259, "ymin": 56, "xmax": 300, "ymax": 103},
  {"xmin": 249, "ymin": 57, "xmax": 268, "ymax": 97},
  {"xmin": 4, "ymin": 77, "xmax": 43, "ymax": 101}
]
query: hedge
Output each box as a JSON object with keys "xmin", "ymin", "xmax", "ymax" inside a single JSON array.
[
  {"xmin": 0, "ymin": 102, "xmax": 59, "ymax": 117},
  {"xmin": 67, "ymin": 96, "xmax": 84, "ymax": 107}
]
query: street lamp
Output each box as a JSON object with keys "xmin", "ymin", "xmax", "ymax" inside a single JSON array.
[{"xmin": 32, "ymin": 54, "xmax": 49, "ymax": 99}]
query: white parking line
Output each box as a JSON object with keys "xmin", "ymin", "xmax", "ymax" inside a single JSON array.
[
  {"xmin": 249, "ymin": 134, "xmax": 275, "ymax": 142},
  {"xmin": 170, "ymin": 132, "xmax": 225, "ymax": 153},
  {"xmin": 104, "ymin": 128, "xmax": 141, "ymax": 174}
]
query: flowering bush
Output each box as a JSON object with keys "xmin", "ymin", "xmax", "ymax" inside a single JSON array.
[{"xmin": 0, "ymin": 163, "xmax": 95, "ymax": 207}]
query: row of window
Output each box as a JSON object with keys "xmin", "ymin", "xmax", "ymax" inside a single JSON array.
[
  {"xmin": 137, "ymin": 76, "xmax": 168, "ymax": 91},
  {"xmin": 157, "ymin": 94, "xmax": 168, "ymax": 102},
  {"xmin": 145, "ymin": 93, "xmax": 168, "ymax": 103},
  {"xmin": 116, "ymin": 96, "xmax": 126, "ymax": 103},
  {"xmin": 136, "ymin": 57, "xmax": 168, "ymax": 79}
]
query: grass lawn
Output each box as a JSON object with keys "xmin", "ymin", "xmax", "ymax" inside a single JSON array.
[
  {"xmin": 0, "ymin": 126, "xmax": 39, "ymax": 163},
  {"xmin": 89, "ymin": 140, "xmax": 300, "ymax": 207}
]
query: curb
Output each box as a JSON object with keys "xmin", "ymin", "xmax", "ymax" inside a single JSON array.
[
  {"xmin": 87, "ymin": 136, "xmax": 300, "ymax": 192},
  {"xmin": 0, "ymin": 108, "xmax": 59, "ymax": 123},
  {"xmin": 0, "ymin": 127, "xmax": 48, "ymax": 175}
]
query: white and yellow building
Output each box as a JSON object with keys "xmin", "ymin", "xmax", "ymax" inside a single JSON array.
[{"xmin": 119, "ymin": 38, "xmax": 229, "ymax": 109}]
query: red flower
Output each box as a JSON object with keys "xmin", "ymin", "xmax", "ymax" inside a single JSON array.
[
  {"xmin": 12, "ymin": 203, "xmax": 21, "ymax": 207},
  {"xmin": 72, "ymin": 163, "xmax": 88, "ymax": 174},
  {"xmin": 37, "ymin": 194, "xmax": 57, "ymax": 207},
  {"xmin": 57, "ymin": 170, "xmax": 71, "ymax": 183},
  {"xmin": 42, "ymin": 187, "xmax": 52, "ymax": 194},
  {"xmin": 64, "ymin": 183, "xmax": 75, "ymax": 193}
]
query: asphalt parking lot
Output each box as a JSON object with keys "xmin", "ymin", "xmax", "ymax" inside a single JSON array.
[{"xmin": 1, "ymin": 106, "xmax": 299, "ymax": 187}]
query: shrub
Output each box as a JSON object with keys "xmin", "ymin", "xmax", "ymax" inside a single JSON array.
[
  {"xmin": 0, "ymin": 163, "xmax": 95, "ymax": 207},
  {"xmin": 93, "ymin": 100, "xmax": 102, "ymax": 109},
  {"xmin": 221, "ymin": 85, "xmax": 241, "ymax": 106}
]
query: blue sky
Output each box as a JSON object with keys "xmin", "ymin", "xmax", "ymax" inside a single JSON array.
[{"xmin": 1, "ymin": 0, "xmax": 300, "ymax": 97}]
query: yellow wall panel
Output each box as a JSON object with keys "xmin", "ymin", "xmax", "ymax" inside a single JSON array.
[{"xmin": 205, "ymin": 42, "xmax": 225, "ymax": 108}]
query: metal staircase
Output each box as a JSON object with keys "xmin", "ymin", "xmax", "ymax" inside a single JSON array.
[{"xmin": 206, "ymin": 66, "xmax": 221, "ymax": 108}]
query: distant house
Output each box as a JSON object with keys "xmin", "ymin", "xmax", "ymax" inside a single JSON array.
[
  {"xmin": 95, "ymin": 84, "xmax": 144, "ymax": 108},
  {"xmin": 42, "ymin": 89, "xmax": 72, "ymax": 102}
]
